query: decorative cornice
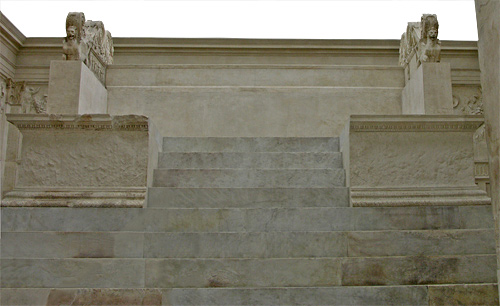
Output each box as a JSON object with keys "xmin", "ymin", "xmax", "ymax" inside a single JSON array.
[
  {"xmin": 349, "ymin": 115, "xmax": 484, "ymax": 132},
  {"xmin": 6, "ymin": 114, "xmax": 149, "ymax": 131},
  {"xmin": 0, "ymin": 12, "xmax": 26, "ymax": 51},
  {"xmin": 2, "ymin": 187, "xmax": 146, "ymax": 208},
  {"xmin": 351, "ymin": 186, "xmax": 491, "ymax": 207}
]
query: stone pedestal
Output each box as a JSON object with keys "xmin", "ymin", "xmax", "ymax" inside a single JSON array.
[
  {"xmin": 402, "ymin": 62, "xmax": 453, "ymax": 115},
  {"xmin": 341, "ymin": 115, "xmax": 490, "ymax": 207},
  {"xmin": 47, "ymin": 61, "xmax": 107, "ymax": 114},
  {"xmin": 2, "ymin": 114, "xmax": 149, "ymax": 207}
]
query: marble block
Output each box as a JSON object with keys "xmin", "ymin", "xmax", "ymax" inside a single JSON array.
[
  {"xmin": 341, "ymin": 115, "xmax": 491, "ymax": 207},
  {"xmin": 2, "ymin": 114, "xmax": 149, "ymax": 207},
  {"xmin": 402, "ymin": 62, "xmax": 453, "ymax": 115},
  {"xmin": 47, "ymin": 61, "xmax": 107, "ymax": 114}
]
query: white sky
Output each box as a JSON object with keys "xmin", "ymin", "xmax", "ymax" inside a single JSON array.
[{"xmin": 0, "ymin": 0, "xmax": 478, "ymax": 40}]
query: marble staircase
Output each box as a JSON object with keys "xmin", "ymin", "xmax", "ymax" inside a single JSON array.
[{"xmin": 1, "ymin": 137, "xmax": 498, "ymax": 305}]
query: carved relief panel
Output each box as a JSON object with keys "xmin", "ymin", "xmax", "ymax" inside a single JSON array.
[
  {"xmin": 452, "ymin": 86, "xmax": 483, "ymax": 115},
  {"xmin": 4, "ymin": 79, "xmax": 48, "ymax": 114}
]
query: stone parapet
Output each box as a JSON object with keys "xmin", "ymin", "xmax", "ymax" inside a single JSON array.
[
  {"xmin": 2, "ymin": 114, "xmax": 149, "ymax": 207},
  {"xmin": 341, "ymin": 115, "xmax": 490, "ymax": 207}
]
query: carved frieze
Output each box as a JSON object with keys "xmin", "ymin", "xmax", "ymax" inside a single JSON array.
[
  {"xmin": 399, "ymin": 14, "xmax": 441, "ymax": 67},
  {"xmin": 0, "ymin": 78, "xmax": 6, "ymax": 114},
  {"xmin": 63, "ymin": 12, "xmax": 113, "ymax": 84},
  {"xmin": 4, "ymin": 79, "xmax": 47, "ymax": 114},
  {"xmin": 453, "ymin": 86, "xmax": 484, "ymax": 115}
]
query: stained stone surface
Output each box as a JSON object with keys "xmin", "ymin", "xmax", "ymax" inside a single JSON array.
[
  {"xmin": 162, "ymin": 137, "xmax": 340, "ymax": 152},
  {"xmin": 17, "ymin": 130, "xmax": 147, "ymax": 187},
  {"xmin": 47, "ymin": 61, "xmax": 107, "ymax": 114},
  {"xmin": 402, "ymin": 62, "xmax": 453, "ymax": 114},
  {"xmin": 428, "ymin": 283, "xmax": 500, "ymax": 306},
  {"xmin": 475, "ymin": 0, "xmax": 500, "ymax": 296},
  {"xmin": 344, "ymin": 115, "xmax": 490, "ymax": 207},
  {"xmin": 341, "ymin": 255, "xmax": 497, "ymax": 286},
  {"xmin": 153, "ymin": 169, "xmax": 345, "ymax": 188},
  {"xmin": 147, "ymin": 187, "xmax": 350, "ymax": 208},
  {"xmin": 1, "ymin": 259, "xmax": 145, "ymax": 288},
  {"xmin": 145, "ymin": 258, "xmax": 343, "ymax": 288},
  {"xmin": 1, "ymin": 206, "xmax": 494, "ymax": 233},
  {"xmin": 1, "ymin": 232, "xmax": 144, "ymax": 258},
  {"xmin": 158, "ymin": 152, "xmax": 343, "ymax": 169}
]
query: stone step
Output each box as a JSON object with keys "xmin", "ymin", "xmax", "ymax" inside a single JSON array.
[
  {"xmin": 3, "ymin": 284, "xmax": 498, "ymax": 306},
  {"xmin": 157, "ymin": 152, "xmax": 343, "ymax": 169},
  {"xmin": 2, "ymin": 256, "xmax": 495, "ymax": 288},
  {"xmin": 2, "ymin": 230, "xmax": 494, "ymax": 259},
  {"xmin": 2, "ymin": 206, "xmax": 493, "ymax": 232},
  {"xmin": 146, "ymin": 187, "xmax": 349, "ymax": 208},
  {"xmin": 152, "ymin": 169, "xmax": 346, "ymax": 188},
  {"xmin": 161, "ymin": 137, "xmax": 339, "ymax": 153},
  {"xmin": 107, "ymin": 64, "xmax": 404, "ymax": 88}
]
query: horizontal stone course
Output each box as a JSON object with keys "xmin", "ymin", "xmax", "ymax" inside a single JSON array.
[
  {"xmin": 2, "ymin": 206, "xmax": 493, "ymax": 232},
  {"xmin": 2, "ymin": 284, "xmax": 498, "ymax": 306},
  {"xmin": 341, "ymin": 255, "xmax": 497, "ymax": 286},
  {"xmin": 152, "ymin": 169, "xmax": 346, "ymax": 188},
  {"xmin": 2, "ymin": 256, "xmax": 494, "ymax": 288},
  {"xmin": 146, "ymin": 187, "xmax": 350, "ymax": 208},
  {"xmin": 2, "ymin": 229, "xmax": 494, "ymax": 259},
  {"xmin": 157, "ymin": 152, "xmax": 343, "ymax": 169},
  {"xmin": 106, "ymin": 65, "xmax": 404, "ymax": 87},
  {"xmin": 1, "ymin": 259, "xmax": 145, "ymax": 288},
  {"xmin": 1, "ymin": 232, "xmax": 145, "ymax": 259},
  {"xmin": 161, "ymin": 137, "xmax": 340, "ymax": 153},
  {"xmin": 0, "ymin": 286, "xmax": 427, "ymax": 306}
]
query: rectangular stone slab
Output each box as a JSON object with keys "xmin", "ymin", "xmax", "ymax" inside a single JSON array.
[
  {"xmin": 1, "ymin": 206, "xmax": 493, "ymax": 232},
  {"xmin": 146, "ymin": 187, "xmax": 350, "ymax": 208},
  {"xmin": 157, "ymin": 152, "xmax": 343, "ymax": 169}
]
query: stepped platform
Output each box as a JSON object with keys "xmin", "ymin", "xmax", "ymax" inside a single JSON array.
[{"xmin": 1, "ymin": 137, "xmax": 497, "ymax": 305}]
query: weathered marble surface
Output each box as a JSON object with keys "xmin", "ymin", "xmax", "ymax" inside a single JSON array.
[
  {"xmin": 344, "ymin": 115, "xmax": 490, "ymax": 206},
  {"xmin": 153, "ymin": 168, "xmax": 345, "ymax": 188},
  {"xmin": 1, "ymin": 206, "xmax": 493, "ymax": 233},
  {"xmin": 2, "ymin": 114, "xmax": 148, "ymax": 207},
  {"xmin": 347, "ymin": 229, "xmax": 495, "ymax": 257},
  {"xmin": 402, "ymin": 62, "xmax": 453, "ymax": 115},
  {"xmin": 1, "ymin": 259, "xmax": 145, "ymax": 288},
  {"xmin": 147, "ymin": 187, "xmax": 349, "ymax": 208},
  {"xmin": 341, "ymin": 255, "xmax": 496, "ymax": 286},
  {"xmin": 428, "ymin": 284, "xmax": 499, "ymax": 306},
  {"xmin": 158, "ymin": 152, "xmax": 343, "ymax": 169},
  {"xmin": 162, "ymin": 137, "xmax": 339, "ymax": 152},
  {"xmin": 3, "ymin": 229, "xmax": 494, "ymax": 260},
  {"xmin": 475, "ymin": 0, "xmax": 500, "ymax": 297},
  {"xmin": 47, "ymin": 61, "xmax": 107, "ymax": 114},
  {"xmin": 108, "ymin": 86, "xmax": 402, "ymax": 137},
  {"xmin": 1, "ymin": 232, "xmax": 144, "ymax": 258},
  {"xmin": 2, "ymin": 285, "xmax": 498, "ymax": 306},
  {"xmin": 145, "ymin": 258, "xmax": 342, "ymax": 287}
]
